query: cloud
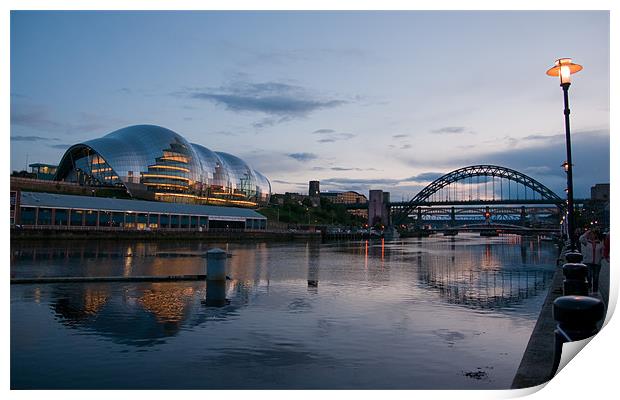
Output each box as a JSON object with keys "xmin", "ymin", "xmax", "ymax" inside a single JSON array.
[
  {"xmin": 322, "ymin": 177, "xmax": 401, "ymax": 186},
  {"xmin": 317, "ymin": 133, "xmax": 356, "ymax": 143},
  {"xmin": 48, "ymin": 143, "xmax": 73, "ymax": 150},
  {"xmin": 400, "ymin": 144, "xmax": 412, "ymax": 149},
  {"xmin": 329, "ymin": 167, "xmax": 378, "ymax": 171},
  {"xmin": 11, "ymin": 135, "xmax": 59, "ymax": 142},
  {"xmin": 11, "ymin": 104, "xmax": 119, "ymax": 135},
  {"xmin": 179, "ymin": 81, "xmax": 347, "ymax": 120},
  {"xmin": 522, "ymin": 134, "xmax": 565, "ymax": 141},
  {"xmin": 287, "ymin": 152, "xmax": 318, "ymax": 162},
  {"xmin": 431, "ymin": 126, "xmax": 470, "ymax": 134},
  {"xmin": 272, "ymin": 179, "xmax": 305, "ymax": 185},
  {"xmin": 404, "ymin": 172, "xmax": 445, "ymax": 182},
  {"xmin": 252, "ymin": 116, "xmax": 293, "ymax": 129},
  {"xmin": 11, "ymin": 105, "xmax": 63, "ymax": 131},
  {"xmin": 400, "ymin": 129, "xmax": 609, "ymax": 198},
  {"xmin": 392, "ymin": 134, "xmax": 409, "ymax": 139},
  {"xmin": 313, "ymin": 129, "xmax": 356, "ymax": 143}
]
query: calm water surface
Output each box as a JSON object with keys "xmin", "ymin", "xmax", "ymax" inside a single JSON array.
[{"xmin": 11, "ymin": 234, "xmax": 557, "ymax": 389}]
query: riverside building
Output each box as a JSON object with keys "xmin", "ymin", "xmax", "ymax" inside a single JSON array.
[
  {"xmin": 11, "ymin": 125, "xmax": 271, "ymax": 231},
  {"xmin": 54, "ymin": 125, "xmax": 271, "ymax": 208}
]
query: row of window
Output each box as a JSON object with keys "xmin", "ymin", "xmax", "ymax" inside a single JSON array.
[{"xmin": 17, "ymin": 207, "xmax": 267, "ymax": 230}]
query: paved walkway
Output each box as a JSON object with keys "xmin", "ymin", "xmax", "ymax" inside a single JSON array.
[{"xmin": 511, "ymin": 257, "xmax": 610, "ymax": 389}]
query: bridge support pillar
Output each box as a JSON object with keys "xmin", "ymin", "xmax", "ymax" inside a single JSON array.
[
  {"xmin": 450, "ymin": 207, "xmax": 456, "ymax": 227},
  {"xmin": 520, "ymin": 206, "xmax": 527, "ymax": 227}
]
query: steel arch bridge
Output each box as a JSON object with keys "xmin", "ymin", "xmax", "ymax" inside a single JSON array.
[{"xmin": 391, "ymin": 165, "xmax": 564, "ymax": 225}]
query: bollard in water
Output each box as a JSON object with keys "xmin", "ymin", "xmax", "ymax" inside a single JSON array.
[
  {"xmin": 565, "ymin": 252, "xmax": 583, "ymax": 263},
  {"xmin": 550, "ymin": 295, "xmax": 605, "ymax": 378},
  {"xmin": 206, "ymin": 280, "xmax": 227, "ymax": 307},
  {"xmin": 206, "ymin": 248, "xmax": 227, "ymax": 281},
  {"xmin": 562, "ymin": 263, "xmax": 589, "ymax": 296}
]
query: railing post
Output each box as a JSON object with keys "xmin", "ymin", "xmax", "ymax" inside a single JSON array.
[
  {"xmin": 550, "ymin": 295, "xmax": 605, "ymax": 378},
  {"xmin": 562, "ymin": 262, "xmax": 589, "ymax": 295}
]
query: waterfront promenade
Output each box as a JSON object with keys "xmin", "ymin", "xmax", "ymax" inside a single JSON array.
[{"xmin": 512, "ymin": 257, "xmax": 610, "ymax": 388}]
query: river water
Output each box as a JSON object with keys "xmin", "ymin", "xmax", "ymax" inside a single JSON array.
[{"xmin": 11, "ymin": 234, "xmax": 557, "ymax": 389}]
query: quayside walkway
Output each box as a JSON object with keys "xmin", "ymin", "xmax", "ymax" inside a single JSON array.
[{"xmin": 511, "ymin": 257, "xmax": 610, "ymax": 388}]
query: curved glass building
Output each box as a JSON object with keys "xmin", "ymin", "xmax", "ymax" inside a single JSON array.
[{"xmin": 55, "ymin": 125, "xmax": 271, "ymax": 207}]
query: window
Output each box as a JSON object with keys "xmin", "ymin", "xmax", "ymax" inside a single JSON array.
[
  {"xmin": 37, "ymin": 208, "xmax": 52, "ymax": 225},
  {"xmin": 71, "ymin": 210, "xmax": 84, "ymax": 226},
  {"xmin": 55, "ymin": 209, "xmax": 68, "ymax": 226},
  {"xmin": 19, "ymin": 207, "xmax": 36, "ymax": 225}
]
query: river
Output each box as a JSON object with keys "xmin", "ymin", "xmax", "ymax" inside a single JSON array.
[{"xmin": 10, "ymin": 234, "xmax": 557, "ymax": 389}]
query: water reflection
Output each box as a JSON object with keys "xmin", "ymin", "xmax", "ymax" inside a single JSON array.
[
  {"xmin": 205, "ymin": 280, "xmax": 228, "ymax": 307},
  {"xmin": 12, "ymin": 236, "xmax": 558, "ymax": 389},
  {"xmin": 307, "ymin": 241, "xmax": 320, "ymax": 291},
  {"xmin": 47, "ymin": 282, "xmax": 205, "ymax": 346}
]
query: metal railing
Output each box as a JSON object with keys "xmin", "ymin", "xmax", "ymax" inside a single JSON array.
[{"xmin": 11, "ymin": 224, "xmax": 315, "ymax": 235}]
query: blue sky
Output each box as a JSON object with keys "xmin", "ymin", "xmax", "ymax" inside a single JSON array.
[{"xmin": 10, "ymin": 11, "xmax": 609, "ymax": 198}]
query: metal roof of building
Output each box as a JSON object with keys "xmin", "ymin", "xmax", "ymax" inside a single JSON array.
[{"xmin": 19, "ymin": 191, "xmax": 266, "ymax": 219}]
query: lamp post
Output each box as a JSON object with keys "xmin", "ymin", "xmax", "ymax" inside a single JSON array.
[{"xmin": 547, "ymin": 58, "xmax": 582, "ymax": 251}]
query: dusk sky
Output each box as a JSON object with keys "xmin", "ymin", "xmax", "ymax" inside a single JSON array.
[{"xmin": 10, "ymin": 11, "xmax": 610, "ymax": 199}]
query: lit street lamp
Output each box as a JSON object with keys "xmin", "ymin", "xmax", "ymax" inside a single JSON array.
[{"xmin": 547, "ymin": 58, "xmax": 582, "ymax": 251}]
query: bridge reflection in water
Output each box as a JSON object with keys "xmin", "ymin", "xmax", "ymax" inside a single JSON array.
[
  {"xmin": 415, "ymin": 237, "xmax": 554, "ymax": 310},
  {"xmin": 11, "ymin": 236, "xmax": 558, "ymax": 389}
]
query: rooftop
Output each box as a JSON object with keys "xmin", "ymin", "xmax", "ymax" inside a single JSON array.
[{"xmin": 19, "ymin": 191, "xmax": 266, "ymax": 219}]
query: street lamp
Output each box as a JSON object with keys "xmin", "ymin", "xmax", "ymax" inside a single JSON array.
[{"xmin": 547, "ymin": 58, "xmax": 582, "ymax": 251}]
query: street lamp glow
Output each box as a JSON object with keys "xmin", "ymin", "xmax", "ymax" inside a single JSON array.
[
  {"xmin": 546, "ymin": 58, "xmax": 582, "ymax": 85},
  {"xmin": 547, "ymin": 57, "xmax": 583, "ymax": 252}
]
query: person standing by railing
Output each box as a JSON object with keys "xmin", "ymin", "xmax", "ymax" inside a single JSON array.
[{"xmin": 580, "ymin": 228, "xmax": 604, "ymax": 292}]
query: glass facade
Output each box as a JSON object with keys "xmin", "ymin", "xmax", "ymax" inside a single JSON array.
[
  {"xmin": 55, "ymin": 125, "xmax": 271, "ymax": 207},
  {"xmin": 17, "ymin": 206, "xmax": 266, "ymax": 231}
]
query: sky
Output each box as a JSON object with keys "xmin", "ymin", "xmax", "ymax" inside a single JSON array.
[{"xmin": 10, "ymin": 10, "xmax": 610, "ymax": 199}]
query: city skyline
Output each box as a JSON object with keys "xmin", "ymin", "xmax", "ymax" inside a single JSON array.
[{"xmin": 10, "ymin": 11, "xmax": 610, "ymax": 198}]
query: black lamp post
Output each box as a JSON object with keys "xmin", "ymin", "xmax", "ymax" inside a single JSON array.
[{"xmin": 546, "ymin": 58, "xmax": 583, "ymax": 251}]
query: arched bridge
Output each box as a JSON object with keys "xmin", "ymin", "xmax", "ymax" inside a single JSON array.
[{"xmin": 388, "ymin": 165, "xmax": 565, "ymax": 226}]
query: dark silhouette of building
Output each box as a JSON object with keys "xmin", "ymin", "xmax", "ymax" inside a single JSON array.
[{"xmin": 309, "ymin": 181, "xmax": 320, "ymax": 197}]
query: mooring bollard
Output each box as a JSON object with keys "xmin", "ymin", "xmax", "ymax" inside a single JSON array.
[
  {"xmin": 206, "ymin": 280, "xmax": 227, "ymax": 307},
  {"xmin": 205, "ymin": 248, "xmax": 228, "ymax": 307},
  {"xmin": 565, "ymin": 252, "xmax": 583, "ymax": 263},
  {"xmin": 206, "ymin": 248, "xmax": 227, "ymax": 281},
  {"xmin": 562, "ymin": 262, "xmax": 589, "ymax": 295},
  {"xmin": 550, "ymin": 295, "xmax": 605, "ymax": 378}
]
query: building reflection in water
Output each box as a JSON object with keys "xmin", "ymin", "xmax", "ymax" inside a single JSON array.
[
  {"xmin": 13, "ymin": 236, "xmax": 556, "ymax": 349},
  {"xmin": 307, "ymin": 241, "xmax": 320, "ymax": 292},
  {"xmin": 11, "ymin": 240, "xmax": 279, "ymax": 347},
  {"xmin": 48, "ymin": 282, "xmax": 209, "ymax": 346}
]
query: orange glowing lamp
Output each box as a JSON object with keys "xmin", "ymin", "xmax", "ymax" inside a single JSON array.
[{"xmin": 546, "ymin": 58, "xmax": 582, "ymax": 85}]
